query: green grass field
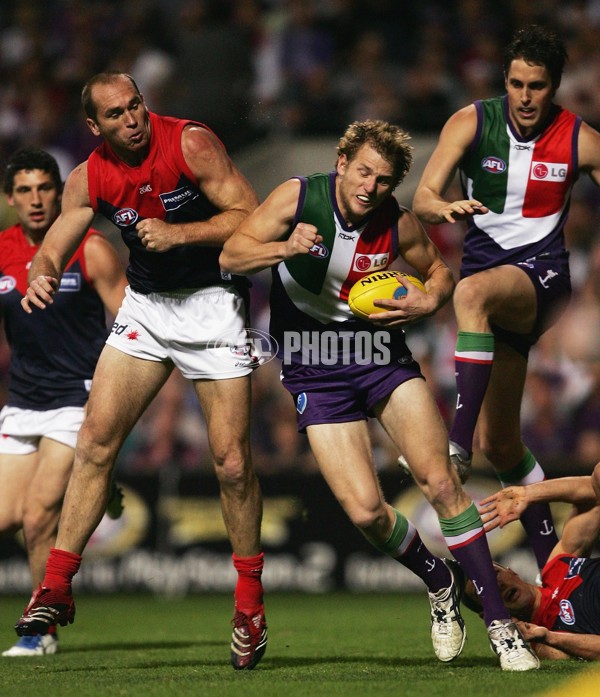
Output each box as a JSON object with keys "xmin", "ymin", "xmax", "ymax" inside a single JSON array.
[{"xmin": 0, "ymin": 592, "xmax": 595, "ymax": 697}]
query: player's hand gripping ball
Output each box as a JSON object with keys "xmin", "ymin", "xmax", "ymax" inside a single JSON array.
[{"xmin": 348, "ymin": 270, "xmax": 426, "ymax": 320}]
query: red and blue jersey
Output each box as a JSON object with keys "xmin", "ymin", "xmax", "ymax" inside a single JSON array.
[
  {"xmin": 0, "ymin": 225, "xmax": 108, "ymax": 409},
  {"xmin": 87, "ymin": 111, "xmax": 247, "ymax": 294},
  {"xmin": 534, "ymin": 554, "xmax": 600, "ymax": 635}
]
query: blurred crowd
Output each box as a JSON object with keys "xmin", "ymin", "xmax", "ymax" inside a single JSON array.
[{"xmin": 1, "ymin": 0, "xmax": 600, "ymax": 477}]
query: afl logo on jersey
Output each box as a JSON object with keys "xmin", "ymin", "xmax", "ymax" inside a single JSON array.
[
  {"xmin": 481, "ymin": 156, "xmax": 506, "ymax": 174},
  {"xmin": 0, "ymin": 275, "xmax": 16, "ymax": 294},
  {"xmin": 113, "ymin": 208, "xmax": 139, "ymax": 227},
  {"xmin": 309, "ymin": 243, "xmax": 329, "ymax": 259},
  {"xmin": 558, "ymin": 599, "xmax": 576, "ymax": 626}
]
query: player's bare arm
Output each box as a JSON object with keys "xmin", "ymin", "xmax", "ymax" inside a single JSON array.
[
  {"xmin": 413, "ymin": 105, "xmax": 489, "ymax": 224},
  {"xmin": 220, "ymin": 178, "xmax": 323, "ymax": 275},
  {"xmin": 480, "ymin": 477, "xmax": 598, "ymax": 532},
  {"xmin": 517, "ymin": 621, "xmax": 600, "ymax": 661},
  {"xmin": 369, "ymin": 209, "xmax": 454, "ymax": 327},
  {"xmin": 577, "ymin": 121, "xmax": 600, "ymax": 188},
  {"xmin": 21, "ymin": 162, "xmax": 95, "ymax": 313},
  {"xmin": 136, "ymin": 125, "xmax": 259, "ymax": 253},
  {"xmin": 83, "ymin": 233, "xmax": 127, "ymax": 317}
]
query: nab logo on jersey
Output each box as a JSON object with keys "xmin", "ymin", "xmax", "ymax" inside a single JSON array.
[
  {"xmin": 566, "ymin": 557, "xmax": 585, "ymax": 579},
  {"xmin": 481, "ymin": 156, "xmax": 506, "ymax": 174},
  {"xmin": 59, "ymin": 273, "xmax": 81, "ymax": 292},
  {"xmin": 0, "ymin": 275, "xmax": 16, "ymax": 294},
  {"xmin": 530, "ymin": 161, "xmax": 568, "ymax": 182},
  {"xmin": 113, "ymin": 208, "xmax": 139, "ymax": 227}
]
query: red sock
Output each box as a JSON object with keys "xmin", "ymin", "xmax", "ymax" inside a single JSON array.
[
  {"xmin": 232, "ymin": 552, "xmax": 264, "ymax": 615},
  {"xmin": 44, "ymin": 548, "xmax": 82, "ymax": 593}
]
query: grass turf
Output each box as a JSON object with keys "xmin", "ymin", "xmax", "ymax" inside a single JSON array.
[{"xmin": 0, "ymin": 592, "xmax": 594, "ymax": 697}]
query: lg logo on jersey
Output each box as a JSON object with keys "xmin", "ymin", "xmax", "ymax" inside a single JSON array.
[
  {"xmin": 530, "ymin": 161, "xmax": 568, "ymax": 181},
  {"xmin": 353, "ymin": 254, "xmax": 389, "ymax": 272}
]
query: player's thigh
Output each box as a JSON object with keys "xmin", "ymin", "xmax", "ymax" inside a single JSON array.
[
  {"xmin": 26, "ymin": 438, "xmax": 75, "ymax": 513},
  {"xmin": 376, "ymin": 377, "xmax": 449, "ymax": 480},
  {"xmin": 478, "ymin": 342, "xmax": 528, "ymax": 458},
  {"xmin": 455, "ymin": 265, "xmax": 537, "ymax": 333},
  {"xmin": 193, "ymin": 375, "xmax": 252, "ymax": 459},
  {"xmin": 0, "ymin": 451, "xmax": 37, "ymax": 529},
  {"xmin": 306, "ymin": 420, "xmax": 384, "ymax": 512},
  {"xmin": 82, "ymin": 345, "xmax": 173, "ymax": 449}
]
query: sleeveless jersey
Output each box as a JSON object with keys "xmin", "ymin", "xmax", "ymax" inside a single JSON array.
[
  {"xmin": 271, "ymin": 171, "xmax": 401, "ymax": 338},
  {"xmin": 87, "ymin": 111, "xmax": 247, "ymax": 294},
  {"xmin": 459, "ymin": 96, "xmax": 580, "ymax": 275},
  {"xmin": 0, "ymin": 226, "xmax": 108, "ymax": 409},
  {"xmin": 534, "ymin": 555, "xmax": 600, "ymax": 635}
]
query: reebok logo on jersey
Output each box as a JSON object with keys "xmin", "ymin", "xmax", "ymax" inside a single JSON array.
[
  {"xmin": 530, "ymin": 161, "xmax": 568, "ymax": 182},
  {"xmin": 353, "ymin": 253, "xmax": 389, "ymax": 272}
]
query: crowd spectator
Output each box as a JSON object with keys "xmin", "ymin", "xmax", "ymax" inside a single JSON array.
[{"xmin": 1, "ymin": 0, "xmax": 600, "ymax": 476}]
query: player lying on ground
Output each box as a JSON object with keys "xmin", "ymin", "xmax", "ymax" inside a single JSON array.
[{"xmin": 463, "ymin": 463, "xmax": 600, "ymax": 660}]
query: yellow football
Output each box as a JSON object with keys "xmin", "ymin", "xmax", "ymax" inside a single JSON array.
[{"xmin": 348, "ymin": 270, "xmax": 426, "ymax": 320}]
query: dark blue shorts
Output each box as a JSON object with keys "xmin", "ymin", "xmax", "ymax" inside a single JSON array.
[
  {"xmin": 279, "ymin": 329, "xmax": 423, "ymax": 432},
  {"xmin": 493, "ymin": 253, "xmax": 571, "ymax": 357}
]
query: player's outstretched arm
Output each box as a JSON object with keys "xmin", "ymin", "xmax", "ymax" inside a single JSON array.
[
  {"xmin": 517, "ymin": 621, "xmax": 600, "ymax": 661},
  {"xmin": 413, "ymin": 105, "xmax": 488, "ymax": 225},
  {"xmin": 22, "ymin": 163, "xmax": 95, "ymax": 313}
]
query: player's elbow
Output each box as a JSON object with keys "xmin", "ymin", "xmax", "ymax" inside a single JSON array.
[{"xmin": 219, "ymin": 244, "xmax": 239, "ymax": 274}]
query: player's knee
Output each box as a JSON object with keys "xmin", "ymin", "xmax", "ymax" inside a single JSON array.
[
  {"xmin": 214, "ymin": 447, "xmax": 253, "ymax": 488},
  {"xmin": 347, "ymin": 500, "xmax": 387, "ymax": 531},
  {"xmin": 22, "ymin": 506, "xmax": 59, "ymax": 543},
  {"xmin": 479, "ymin": 437, "xmax": 517, "ymax": 467},
  {"xmin": 454, "ymin": 277, "xmax": 487, "ymax": 315},
  {"xmin": 76, "ymin": 425, "xmax": 119, "ymax": 472},
  {"xmin": 418, "ymin": 470, "xmax": 460, "ymax": 510}
]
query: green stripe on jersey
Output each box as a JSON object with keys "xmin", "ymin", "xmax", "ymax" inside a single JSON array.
[
  {"xmin": 283, "ymin": 173, "xmax": 336, "ymax": 294},
  {"xmin": 462, "ymin": 97, "xmax": 510, "ymax": 214}
]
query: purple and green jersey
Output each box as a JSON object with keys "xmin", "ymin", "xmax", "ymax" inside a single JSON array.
[{"xmin": 459, "ymin": 96, "xmax": 580, "ymax": 276}]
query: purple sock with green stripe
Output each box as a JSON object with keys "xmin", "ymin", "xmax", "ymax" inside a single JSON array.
[
  {"xmin": 449, "ymin": 331, "xmax": 495, "ymax": 454},
  {"xmin": 440, "ymin": 503, "xmax": 509, "ymax": 626},
  {"xmin": 499, "ymin": 449, "xmax": 558, "ymax": 569}
]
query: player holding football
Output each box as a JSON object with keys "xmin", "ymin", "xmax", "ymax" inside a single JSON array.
[
  {"xmin": 220, "ymin": 119, "xmax": 539, "ymax": 670},
  {"xmin": 409, "ymin": 24, "xmax": 600, "ymax": 573},
  {"xmin": 463, "ymin": 463, "xmax": 600, "ymax": 661},
  {"xmin": 0, "ymin": 148, "xmax": 127, "ymax": 656}
]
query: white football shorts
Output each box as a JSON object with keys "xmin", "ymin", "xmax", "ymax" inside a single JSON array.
[
  {"xmin": 0, "ymin": 405, "xmax": 85, "ymax": 454},
  {"xmin": 106, "ymin": 285, "xmax": 261, "ymax": 379}
]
